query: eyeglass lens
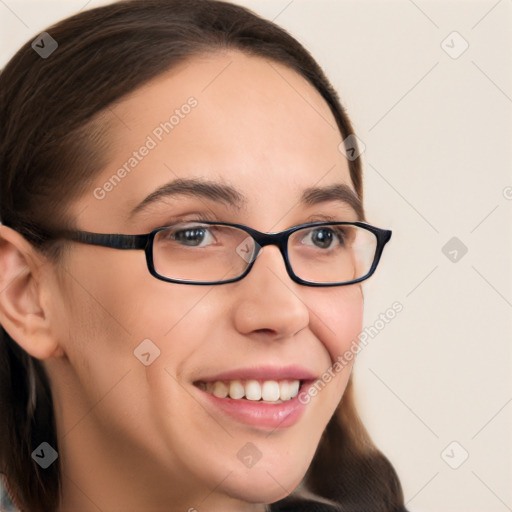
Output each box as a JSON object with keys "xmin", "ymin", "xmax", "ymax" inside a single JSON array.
[{"xmin": 152, "ymin": 222, "xmax": 378, "ymax": 284}]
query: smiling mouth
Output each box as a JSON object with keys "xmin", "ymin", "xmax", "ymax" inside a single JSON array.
[{"xmin": 194, "ymin": 379, "xmax": 302, "ymax": 403}]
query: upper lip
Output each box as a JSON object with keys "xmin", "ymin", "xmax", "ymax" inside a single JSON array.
[{"xmin": 194, "ymin": 365, "xmax": 318, "ymax": 383}]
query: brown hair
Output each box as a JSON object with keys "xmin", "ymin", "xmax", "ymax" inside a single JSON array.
[{"xmin": 0, "ymin": 1, "xmax": 404, "ymax": 510}]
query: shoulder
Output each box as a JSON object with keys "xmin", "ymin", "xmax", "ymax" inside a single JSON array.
[
  {"xmin": 0, "ymin": 474, "xmax": 21, "ymax": 512},
  {"xmin": 269, "ymin": 498, "xmax": 340, "ymax": 512},
  {"xmin": 268, "ymin": 496, "xmax": 411, "ymax": 512}
]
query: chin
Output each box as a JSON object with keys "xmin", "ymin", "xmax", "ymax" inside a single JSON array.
[
  {"xmin": 205, "ymin": 448, "xmax": 310, "ymax": 505},
  {"xmin": 221, "ymin": 466, "xmax": 305, "ymax": 504}
]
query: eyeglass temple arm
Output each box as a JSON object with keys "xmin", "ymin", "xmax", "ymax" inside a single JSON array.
[{"xmin": 65, "ymin": 230, "xmax": 149, "ymax": 250}]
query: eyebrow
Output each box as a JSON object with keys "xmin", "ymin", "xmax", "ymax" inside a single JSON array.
[{"xmin": 129, "ymin": 177, "xmax": 364, "ymax": 220}]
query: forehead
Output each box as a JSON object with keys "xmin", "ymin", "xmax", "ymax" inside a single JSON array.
[{"xmin": 77, "ymin": 51, "xmax": 356, "ymax": 229}]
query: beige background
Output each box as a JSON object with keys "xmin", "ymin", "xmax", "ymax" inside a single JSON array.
[{"xmin": 1, "ymin": 1, "xmax": 511, "ymax": 510}]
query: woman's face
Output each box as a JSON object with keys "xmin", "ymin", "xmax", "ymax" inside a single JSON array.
[{"xmin": 49, "ymin": 51, "xmax": 364, "ymax": 510}]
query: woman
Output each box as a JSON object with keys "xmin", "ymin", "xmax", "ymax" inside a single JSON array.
[{"xmin": 0, "ymin": 0, "xmax": 406, "ymax": 510}]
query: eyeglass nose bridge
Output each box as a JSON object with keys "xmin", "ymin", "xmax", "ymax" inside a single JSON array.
[{"xmin": 236, "ymin": 226, "xmax": 296, "ymax": 281}]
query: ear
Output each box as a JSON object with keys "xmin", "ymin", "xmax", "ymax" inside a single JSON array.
[{"xmin": 0, "ymin": 224, "xmax": 64, "ymax": 359}]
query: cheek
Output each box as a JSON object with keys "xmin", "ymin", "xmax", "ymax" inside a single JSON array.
[
  {"xmin": 296, "ymin": 285, "xmax": 363, "ymax": 421},
  {"xmin": 54, "ymin": 273, "xmax": 214, "ymax": 467},
  {"xmin": 307, "ymin": 284, "xmax": 364, "ymax": 363},
  {"xmin": 54, "ymin": 253, "xmax": 155, "ymax": 416}
]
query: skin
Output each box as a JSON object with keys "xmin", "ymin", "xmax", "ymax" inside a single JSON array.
[{"xmin": 0, "ymin": 51, "xmax": 364, "ymax": 511}]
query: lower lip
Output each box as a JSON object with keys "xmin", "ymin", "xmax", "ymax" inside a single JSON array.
[{"xmin": 195, "ymin": 382, "xmax": 313, "ymax": 430}]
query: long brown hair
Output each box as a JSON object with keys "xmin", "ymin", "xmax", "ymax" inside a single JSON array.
[{"xmin": 0, "ymin": 1, "xmax": 404, "ymax": 510}]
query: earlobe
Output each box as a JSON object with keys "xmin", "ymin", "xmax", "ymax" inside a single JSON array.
[{"xmin": 0, "ymin": 225, "xmax": 63, "ymax": 360}]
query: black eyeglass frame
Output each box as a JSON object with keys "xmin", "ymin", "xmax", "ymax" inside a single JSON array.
[{"xmin": 57, "ymin": 220, "xmax": 392, "ymax": 287}]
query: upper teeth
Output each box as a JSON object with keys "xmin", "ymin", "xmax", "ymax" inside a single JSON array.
[{"xmin": 199, "ymin": 379, "xmax": 301, "ymax": 402}]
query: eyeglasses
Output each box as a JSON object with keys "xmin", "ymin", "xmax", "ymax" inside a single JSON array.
[{"xmin": 54, "ymin": 220, "xmax": 391, "ymax": 286}]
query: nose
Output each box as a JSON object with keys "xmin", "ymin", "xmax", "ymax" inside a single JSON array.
[{"xmin": 232, "ymin": 244, "xmax": 310, "ymax": 340}]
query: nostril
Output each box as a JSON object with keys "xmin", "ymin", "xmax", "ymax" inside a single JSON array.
[{"xmin": 254, "ymin": 328, "xmax": 275, "ymax": 335}]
